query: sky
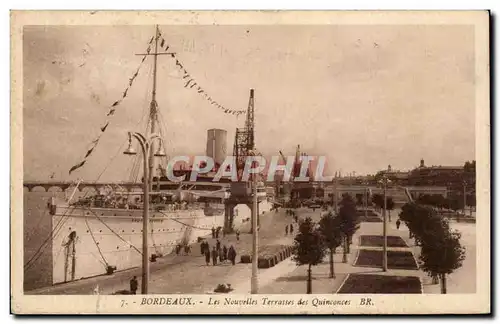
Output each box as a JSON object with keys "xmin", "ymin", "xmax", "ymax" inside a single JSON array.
[{"xmin": 23, "ymin": 24, "xmax": 475, "ymax": 182}]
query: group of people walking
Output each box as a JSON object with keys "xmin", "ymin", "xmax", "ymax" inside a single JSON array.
[
  {"xmin": 200, "ymin": 239, "xmax": 237, "ymax": 266},
  {"xmin": 284, "ymin": 223, "xmax": 294, "ymax": 236}
]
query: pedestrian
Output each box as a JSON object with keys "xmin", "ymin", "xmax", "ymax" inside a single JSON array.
[
  {"xmin": 211, "ymin": 227, "xmax": 215, "ymax": 238},
  {"xmin": 184, "ymin": 245, "xmax": 191, "ymax": 255},
  {"xmin": 200, "ymin": 241, "xmax": 206, "ymax": 255},
  {"xmin": 211, "ymin": 247, "xmax": 218, "ymax": 266},
  {"xmin": 236, "ymin": 230, "xmax": 240, "ymax": 241},
  {"xmin": 223, "ymin": 245, "xmax": 228, "ymax": 262},
  {"xmin": 216, "ymin": 239, "xmax": 221, "ymax": 252},
  {"xmin": 216, "ymin": 227, "xmax": 220, "ymax": 239},
  {"xmin": 129, "ymin": 276, "xmax": 138, "ymax": 295},
  {"xmin": 205, "ymin": 248, "xmax": 211, "ymax": 266},
  {"xmin": 228, "ymin": 245, "xmax": 237, "ymax": 265},
  {"xmin": 290, "ymin": 224, "xmax": 294, "ymax": 234},
  {"xmin": 285, "ymin": 224, "xmax": 288, "ymax": 236},
  {"xmin": 175, "ymin": 244, "xmax": 181, "ymax": 255},
  {"xmin": 396, "ymin": 219, "xmax": 401, "ymax": 230}
]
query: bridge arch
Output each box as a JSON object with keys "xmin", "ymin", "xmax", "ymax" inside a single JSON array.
[
  {"xmin": 47, "ymin": 186, "xmax": 64, "ymax": 193},
  {"xmin": 80, "ymin": 186, "xmax": 98, "ymax": 195},
  {"xmin": 29, "ymin": 185, "xmax": 49, "ymax": 193}
]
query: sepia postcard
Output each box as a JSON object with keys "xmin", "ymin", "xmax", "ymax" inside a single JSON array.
[{"xmin": 11, "ymin": 10, "xmax": 490, "ymax": 315}]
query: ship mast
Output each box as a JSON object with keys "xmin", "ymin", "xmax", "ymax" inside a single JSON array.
[
  {"xmin": 133, "ymin": 25, "xmax": 174, "ymax": 188},
  {"xmin": 148, "ymin": 25, "xmax": 160, "ymax": 191}
]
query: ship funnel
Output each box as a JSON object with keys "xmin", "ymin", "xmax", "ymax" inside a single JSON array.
[{"xmin": 206, "ymin": 129, "xmax": 227, "ymax": 167}]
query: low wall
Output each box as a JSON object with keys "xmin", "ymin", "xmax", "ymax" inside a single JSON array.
[{"xmin": 240, "ymin": 245, "xmax": 293, "ymax": 269}]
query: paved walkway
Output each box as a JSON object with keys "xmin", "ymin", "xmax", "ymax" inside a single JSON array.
[
  {"xmin": 245, "ymin": 209, "xmax": 423, "ymax": 294},
  {"xmin": 247, "ymin": 208, "xmax": 476, "ymax": 295},
  {"xmin": 27, "ymin": 208, "xmax": 298, "ymax": 295}
]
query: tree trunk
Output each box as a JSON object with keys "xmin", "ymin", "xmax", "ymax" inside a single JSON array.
[
  {"xmin": 440, "ymin": 274, "xmax": 447, "ymax": 294},
  {"xmin": 329, "ymin": 249, "xmax": 335, "ymax": 279},
  {"xmin": 388, "ymin": 210, "xmax": 391, "ymax": 222},
  {"xmin": 342, "ymin": 237, "xmax": 348, "ymax": 263},
  {"xmin": 307, "ymin": 265, "xmax": 312, "ymax": 294},
  {"xmin": 346, "ymin": 236, "xmax": 351, "ymax": 253}
]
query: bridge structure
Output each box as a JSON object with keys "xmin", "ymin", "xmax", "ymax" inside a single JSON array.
[
  {"xmin": 24, "ymin": 180, "xmax": 448, "ymax": 198},
  {"xmin": 23, "ymin": 181, "xmax": 145, "ymax": 193}
]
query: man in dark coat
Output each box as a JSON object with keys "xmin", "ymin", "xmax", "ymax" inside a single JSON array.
[
  {"xmin": 200, "ymin": 241, "xmax": 206, "ymax": 255},
  {"xmin": 289, "ymin": 223, "xmax": 294, "ymax": 234},
  {"xmin": 130, "ymin": 276, "xmax": 138, "ymax": 295},
  {"xmin": 211, "ymin": 247, "xmax": 218, "ymax": 266},
  {"xmin": 211, "ymin": 227, "xmax": 215, "ymax": 238},
  {"xmin": 204, "ymin": 243, "xmax": 211, "ymax": 265},
  {"xmin": 223, "ymin": 245, "xmax": 228, "ymax": 262},
  {"xmin": 228, "ymin": 245, "xmax": 237, "ymax": 265}
]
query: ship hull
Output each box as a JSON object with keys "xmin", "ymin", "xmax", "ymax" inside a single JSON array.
[
  {"xmin": 51, "ymin": 198, "xmax": 272, "ymax": 285},
  {"xmin": 51, "ymin": 205, "xmax": 229, "ymax": 285}
]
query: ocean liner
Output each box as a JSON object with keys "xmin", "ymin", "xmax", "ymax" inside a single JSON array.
[{"xmin": 45, "ymin": 26, "xmax": 271, "ymax": 285}]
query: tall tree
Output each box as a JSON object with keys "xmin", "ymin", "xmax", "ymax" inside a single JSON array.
[
  {"xmin": 318, "ymin": 212, "xmax": 343, "ymax": 279},
  {"xmin": 419, "ymin": 228, "xmax": 466, "ymax": 294},
  {"xmin": 399, "ymin": 202, "xmax": 466, "ymax": 293},
  {"xmin": 371, "ymin": 193, "xmax": 384, "ymax": 212},
  {"xmin": 338, "ymin": 194, "xmax": 359, "ymax": 260},
  {"xmin": 292, "ymin": 217, "xmax": 326, "ymax": 294},
  {"xmin": 386, "ymin": 197, "xmax": 395, "ymax": 222}
]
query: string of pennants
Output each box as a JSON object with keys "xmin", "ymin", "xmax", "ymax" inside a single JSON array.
[
  {"xmin": 69, "ymin": 30, "xmax": 246, "ymax": 175},
  {"xmin": 156, "ymin": 30, "xmax": 246, "ymax": 116},
  {"xmin": 68, "ymin": 36, "xmax": 155, "ymax": 175}
]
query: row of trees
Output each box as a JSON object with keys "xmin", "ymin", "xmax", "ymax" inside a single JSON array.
[
  {"xmin": 371, "ymin": 194, "xmax": 395, "ymax": 220},
  {"xmin": 416, "ymin": 194, "xmax": 476, "ymax": 216},
  {"xmin": 399, "ymin": 203, "xmax": 466, "ymax": 293},
  {"xmin": 292, "ymin": 194, "xmax": 360, "ymax": 293}
]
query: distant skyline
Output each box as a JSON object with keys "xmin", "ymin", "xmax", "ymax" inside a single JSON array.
[{"xmin": 23, "ymin": 25, "xmax": 475, "ymax": 182}]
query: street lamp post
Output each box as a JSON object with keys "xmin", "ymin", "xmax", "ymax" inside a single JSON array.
[
  {"xmin": 249, "ymin": 150, "xmax": 259, "ymax": 294},
  {"xmin": 462, "ymin": 180, "xmax": 467, "ymax": 217},
  {"xmin": 365, "ymin": 187, "xmax": 368, "ymax": 219},
  {"xmin": 124, "ymin": 131, "xmax": 166, "ymax": 294},
  {"xmin": 378, "ymin": 176, "xmax": 390, "ymax": 272}
]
